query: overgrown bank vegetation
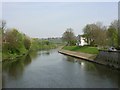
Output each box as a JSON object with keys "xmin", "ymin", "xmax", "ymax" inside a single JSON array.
[{"xmin": 0, "ymin": 20, "xmax": 57, "ymax": 61}]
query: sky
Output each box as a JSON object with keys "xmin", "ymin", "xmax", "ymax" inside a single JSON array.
[
  {"xmin": 2, "ymin": 2, "xmax": 118, "ymax": 38},
  {"xmin": 1, "ymin": 0, "xmax": 120, "ymax": 2}
]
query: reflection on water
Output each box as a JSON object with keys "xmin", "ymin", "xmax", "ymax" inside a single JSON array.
[
  {"xmin": 40, "ymin": 51, "xmax": 50, "ymax": 56},
  {"xmin": 2, "ymin": 49, "xmax": 120, "ymax": 88},
  {"xmin": 65, "ymin": 56, "xmax": 120, "ymax": 87},
  {"xmin": 29, "ymin": 51, "xmax": 39, "ymax": 60},
  {"xmin": 2, "ymin": 54, "xmax": 31, "ymax": 80},
  {"xmin": 24, "ymin": 54, "xmax": 32, "ymax": 66},
  {"xmin": 0, "ymin": 62, "xmax": 2, "ymax": 89},
  {"xmin": 2, "ymin": 50, "xmax": 51, "ymax": 81}
]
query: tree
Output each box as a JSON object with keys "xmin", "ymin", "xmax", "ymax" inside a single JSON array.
[
  {"xmin": 0, "ymin": 28, "xmax": 2, "ymax": 50},
  {"xmin": 62, "ymin": 28, "xmax": 76, "ymax": 46},
  {"xmin": 83, "ymin": 22, "xmax": 108, "ymax": 47},
  {"xmin": 118, "ymin": 20, "xmax": 120, "ymax": 49},
  {"xmin": 0, "ymin": 20, "xmax": 6, "ymax": 45},
  {"xmin": 95, "ymin": 28, "xmax": 108, "ymax": 48},
  {"xmin": 43, "ymin": 40, "xmax": 50, "ymax": 45},
  {"xmin": 107, "ymin": 20, "xmax": 119, "ymax": 48},
  {"xmin": 0, "ymin": 20, "xmax": 6, "ymax": 30},
  {"xmin": 4, "ymin": 28, "xmax": 25, "ymax": 54},
  {"xmin": 83, "ymin": 23, "xmax": 99, "ymax": 46},
  {"xmin": 0, "ymin": 20, "xmax": 6, "ymax": 36},
  {"xmin": 24, "ymin": 35, "xmax": 31, "ymax": 50},
  {"xmin": 83, "ymin": 24, "xmax": 91, "ymax": 45},
  {"xmin": 2, "ymin": 20, "xmax": 6, "ymax": 30}
]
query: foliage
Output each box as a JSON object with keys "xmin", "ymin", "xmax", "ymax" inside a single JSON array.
[
  {"xmin": 62, "ymin": 28, "xmax": 77, "ymax": 46},
  {"xmin": 0, "ymin": 28, "xmax": 2, "ymax": 50},
  {"xmin": 2, "ymin": 28, "xmax": 28, "ymax": 60},
  {"xmin": 0, "ymin": 20, "xmax": 57, "ymax": 60},
  {"xmin": 82, "ymin": 20, "xmax": 119, "ymax": 49},
  {"xmin": 30, "ymin": 38, "xmax": 56, "ymax": 51},
  {"xmin": 83, "ymin": 22, "xmax": 107, "ymax": 47},
  {"xmin": 3, "ymin": 29, "xmax": 26, "ymax": 54},
  {"xmin": 107, "ymin": 20, "xmax": 119, "ymax": 48},
  {"xmin": 24, "ymin": 35, "xmax": 31, "ymax": 50}
]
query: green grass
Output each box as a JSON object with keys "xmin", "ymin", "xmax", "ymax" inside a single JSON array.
[{"xmin": 63, "ymin": 46, "xmax": 99, "ymax": 54}]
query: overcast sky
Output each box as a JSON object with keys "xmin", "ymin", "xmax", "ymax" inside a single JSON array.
[{"xmin": 2, "ymin": 2, "xmax": 118, "ymax": 38}]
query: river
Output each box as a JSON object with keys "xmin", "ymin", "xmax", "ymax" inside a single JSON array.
[{"xmin": 2, "ymin": 49, "xmax": 120, "ymax": 88}]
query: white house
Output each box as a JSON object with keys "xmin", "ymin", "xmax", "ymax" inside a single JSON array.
[{"xmin": 76, "ymin": 35, "xmax": 88, "ymax": 46}]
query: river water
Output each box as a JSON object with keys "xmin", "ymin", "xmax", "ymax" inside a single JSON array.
[{"xmin": 2, "ymin": 49, "xmax": 120, "ymax": 88}]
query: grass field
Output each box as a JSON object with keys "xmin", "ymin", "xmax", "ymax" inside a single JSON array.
[{"xmin": 63, "ymin": 46, "xmax": 99, "ymax": 54}]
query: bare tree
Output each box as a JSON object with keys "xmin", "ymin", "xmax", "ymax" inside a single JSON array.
[{"xmin": 0, "ymin": 20, "xmax": 6, "ymax": 30}]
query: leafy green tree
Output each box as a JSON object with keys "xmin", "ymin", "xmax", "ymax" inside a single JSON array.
[
  {"xmin": 62, "ymin": 28, "xmax": 76, "ymax": 46},
  {"xmin": 30, "ymin": 38, "xmax": 42, "ymax": 50},
  {"xmin": 4, "ymin": 28, "xmax": 26, "ymax": 54},
  {"xmin": 83, "ymin": 22, "xmax": 107, "ymax": 47},
  {"xmin": 24, "ymin": 35, "xmax": 31, "ymax": 50},
  {"xmin": 0, "ymin": 28, "xmax": 2, "ymax": 51},
  {"xmin": 107, "ymin": 20, "xmax": 118, "ymax": 48},
  {"xmin": 83, "ymin": 23, "xmax": 100, "ymax": 46},
  {"xmin": 43, "ymin": 40, "xmax": 50, "ymax": 45},
  {"xmin": 118, "ymin": 20, "xmax": 120, "ymax": 49}
]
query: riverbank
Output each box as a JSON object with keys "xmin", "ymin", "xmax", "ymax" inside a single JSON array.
[
  {"xmin": 2, "ymin": 50, "xmax": 29, "ymax": 62},
  {"xmin": 63, "ymin": 46, "xmax": 99, "ymax": 54},
  {"xmin": 58, "ymin": 49, "xmax": 120, "ymax": 70},
  {"xmin": 58, "ymin": 49, "xmax": 97, "ymax": 62},
  {"xmin": 2, "ymin": 43, "xmax": 57, "ymax": 61}
]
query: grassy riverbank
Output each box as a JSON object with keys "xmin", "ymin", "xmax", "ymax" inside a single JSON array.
[
  {"xmin": 2, "ymin": 48, "xmax": 28, "ymax": 61},
  {"xmin": 2, "ymin": 38, "xmax": 57, "ymax": 61},
  {"xmin": 2, "ymin": 43, "xmax": 57, "ymax": 61},
  {"xmin": 63, "ymin": 46, "xmax": 99, "ymax": 54}
]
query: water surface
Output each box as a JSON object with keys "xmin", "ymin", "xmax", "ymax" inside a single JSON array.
[{"xmin": 2, "ymin": 49, "xmax": 120, "ymax": 88}]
